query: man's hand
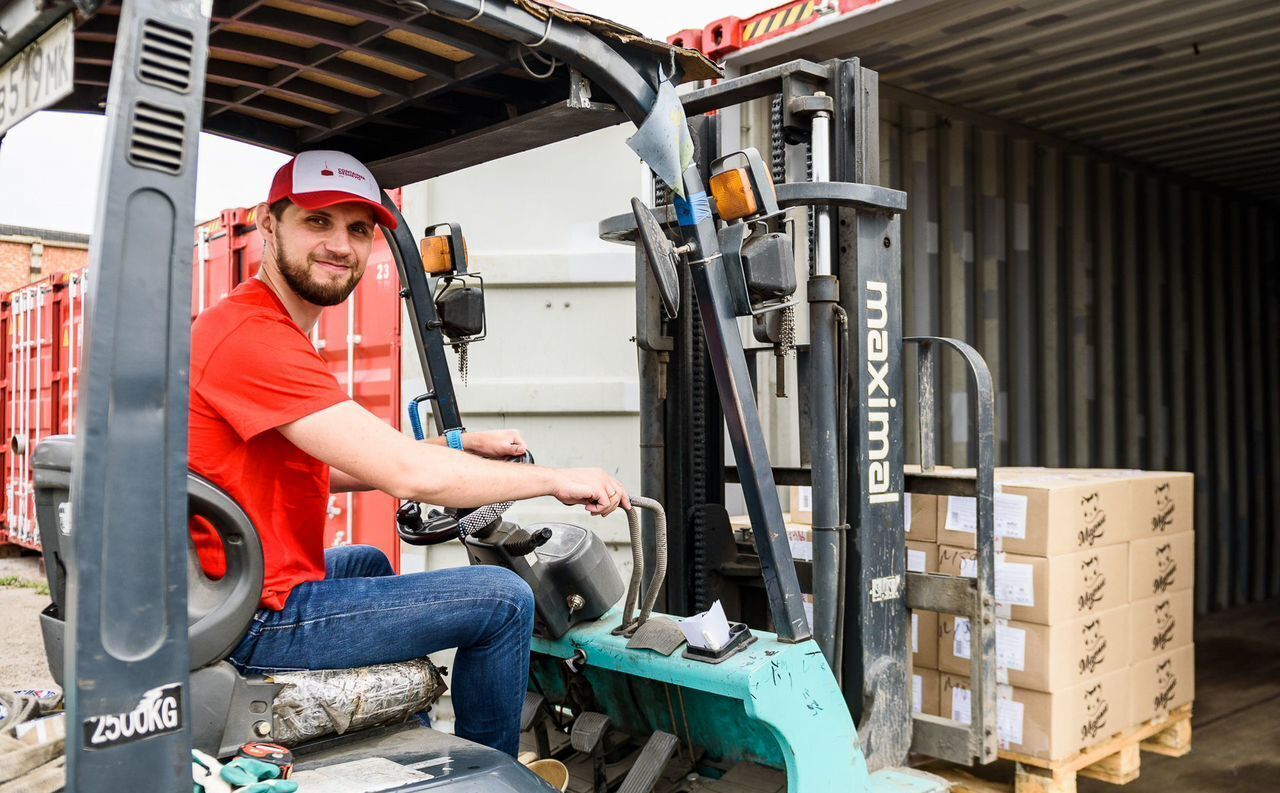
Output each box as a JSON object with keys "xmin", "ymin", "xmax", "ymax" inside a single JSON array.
[
  {"xmin": 463, "ymin": 429, "xmax": 528, "ymax": 459},
  {"xmin": 552, "ymin": 468, "xmax": 630, "ymax": 517}
]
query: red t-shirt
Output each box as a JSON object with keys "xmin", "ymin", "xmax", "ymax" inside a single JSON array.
[{"xmin": 189, "ymin": 279, "xmax": 349, "ymax": 610}]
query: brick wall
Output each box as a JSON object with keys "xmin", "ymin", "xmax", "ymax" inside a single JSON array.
[{"xmin": 0, "ymin": 235, "xmax": 89, "ymax": 293}]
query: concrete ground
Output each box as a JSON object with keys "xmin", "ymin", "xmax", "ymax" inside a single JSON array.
[{"xmin": 0, "ymin": 552, "xmax": 55, "ymax": 692}]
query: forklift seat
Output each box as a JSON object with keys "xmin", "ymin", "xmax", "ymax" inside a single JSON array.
[{"xmin": 31, "ymin": 435, "xmax": 434, "ymax": 757}]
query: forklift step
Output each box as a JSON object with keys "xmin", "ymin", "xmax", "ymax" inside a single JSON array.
[
  {"xmin": 570, "ymin": 712, "xmax": 611, "ymax": 754},
  {"xmin": 616, "ymin": 731, "xmax": 679, "ymax": 793}
]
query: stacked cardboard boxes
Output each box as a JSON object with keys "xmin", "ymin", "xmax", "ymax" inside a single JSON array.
[{"xmin": 921, "ymin": 468, "xmax": 1195, "ymax": 762}]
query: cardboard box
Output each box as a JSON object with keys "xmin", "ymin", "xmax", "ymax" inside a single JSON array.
[
  {"xmin": 937, "ymin": 543, "xmax": 1129, "ymax": 625},
  {"xmin": 1131, "ymin": 590, "xmax": 1194, "ymax": 664},
  {"xmin": 942, "ymin": 668, "xmax": 1131, "ymax": 762},
  {"xmin": 1129, "ymin": 532, "xmax": 1195, "ymax": 601},
  {"xmin": 1079, "ymin": 470, "xmax": 1194, "ymax": 540},
  {"xmin": 908, "ymin": 539, "xmax": 939, "ymax": 670},
  {"xmin": 906, "ymin": 493, "xmax": 939, "ymax": 542},
  {"xmin": 913, "ymin": 610, "xmax": 939, "ymax": 670},
  {"xmin": 938, "ymin": 470, "xmax": 1133, "ymax": 556},
  {"xmin": 790, "ymin": 485, "xmax": 812, "ymax": 525},
  {"xmin": 938, "ymin": 605, "xmax": 1130, "ymax": 693},
  {"xmin": 913, "ymin": 667, "xmax": 941, "ymax": 717},
  {"xmin": 1130, "ymin": 643, "xmax": 1195, "ymax": 727}
]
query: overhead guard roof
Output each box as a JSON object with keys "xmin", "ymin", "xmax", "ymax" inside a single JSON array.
[{"xmin": 46, "ymin": 0, "xmax": 717, "ymax": 187}]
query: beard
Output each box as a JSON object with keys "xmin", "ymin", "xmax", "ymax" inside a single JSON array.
[{"xmin": 273, "ymin": 237, "xmax": 362, "ymax": 307}]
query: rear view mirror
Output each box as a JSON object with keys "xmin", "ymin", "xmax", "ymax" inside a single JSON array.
[{"xmin": 631, "ymin": 197, "xmax": 681, "ymax": 319}]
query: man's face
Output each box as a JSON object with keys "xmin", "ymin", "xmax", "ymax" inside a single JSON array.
[{"xmin": 269, "ymin": 201, "xmax": 377, "ymax": 307}]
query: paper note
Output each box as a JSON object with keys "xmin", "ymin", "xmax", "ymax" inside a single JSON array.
[
  {"xmin": 952, "ymin": 687, "xmax": 972, "ymax": 724},
  {"xmin": 959, "ymin": 558, "xmax": 1036, "ymax": 607},
  {"xmin": 905, "ymin": 493, "xmax": 913, "ymax": 533},
  {"xmin": 802, "ymin": 595, "xmax": 814, "ymax": 627},
  {"xmin": 908, "ymin": 549, "xmax": 926, "ymax": 573},
  {"xmin": 679, "ymin": 600, "xmax": 732, "ymax": 651},
  {"xmin": 788, "ymin": 527, "xmax": 813, "ymax": 561},
  {"xmin": 954, "ymin": 617, "xmax": 972, "ymax": 659},
  {"xmin": 998, "ymin": 698, "xmax": 1025, "ymax": 746},
  {"xmin": 945, "ymin": 492, "xmax": 1029, "ymax": 539},
  {"xmin": 999, "ymin": 562, "xmax": 1035, "ymax": 607},
  {"xmin": 913, "ymin": 674, "xmax": 923, "ymax": 714},
  {"xmin": 997, "ymin": 624, "xmax": 1027, "ymax": 671}
]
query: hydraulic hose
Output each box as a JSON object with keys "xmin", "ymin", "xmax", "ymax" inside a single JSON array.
[{"xmin": 833, "ymin": 304, "xmax": 851, "ymax": 682}]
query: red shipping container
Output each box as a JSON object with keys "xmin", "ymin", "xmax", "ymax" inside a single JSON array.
[{"xmin": 3, "ymin": 195, "xmax": 404, "ymax": 566}]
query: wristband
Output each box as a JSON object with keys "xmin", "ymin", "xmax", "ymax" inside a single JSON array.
[{"xmin": 445, "ymin": 429, "xmax": 465, "ymax": 451}]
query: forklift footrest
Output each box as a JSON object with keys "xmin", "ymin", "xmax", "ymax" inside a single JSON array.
[{"xmin": 617, "ymin": 731, "xmax": 679, "ymax": 793}]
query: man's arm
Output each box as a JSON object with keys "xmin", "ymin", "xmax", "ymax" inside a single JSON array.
[
  {"xmin": 282, "ymin": 400, "xmax": 627, "ymax": 515},
  {"xmin": 329, "ymin": 431, "xmax": 528, "ymax": 493}
]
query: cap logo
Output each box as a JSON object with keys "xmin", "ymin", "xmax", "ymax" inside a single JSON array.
[
  {"xmin": 336, "ymin": 167, "xmax": 366, "ymax": 181},
  {"xmin": 320, "ymin": 161, "xmax": 335, "ymax": 176}
]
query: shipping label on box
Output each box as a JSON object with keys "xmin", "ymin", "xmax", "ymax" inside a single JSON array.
[
  {"xmin": 943, "ymin": 668, "xmax": 1131, "ymax": 762},
  {"xmin": 787, "ymin": 523, "xmax": 813, "ymax": 561},
  {"xmin": 939, "ymin": 543, "xmax": 1128, "ymax": 625},
  {"xmin": 939, "ymin": 471, "xmax": 1133, "ymax": 555},
  {"xmin": 1130, "ymin": 532, "xmax": 1194, "ymax": 600},
  {"xmin": 939, "ymin": 605, "xmax": 1129, "ymax": 693},
  {"xmin": 1131, "ymin": 590, "xmax": 1194, "ymax": 664},
  {"xmin": 1130, "ymin": 643, "xmax": 1194, "ymax": 727},
  {"xmin": 790, "ymin": 485, "xmax": 813, "ymax": 525}
]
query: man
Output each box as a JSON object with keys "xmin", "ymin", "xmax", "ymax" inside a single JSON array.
[{"xmin": 189, "ymin": 150, "xmax": 628, "ymax": 758}]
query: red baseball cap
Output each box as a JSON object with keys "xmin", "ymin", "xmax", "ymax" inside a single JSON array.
[{"xmin": 267, "ymin": 150, "xmax": 397, "ymax": 229}]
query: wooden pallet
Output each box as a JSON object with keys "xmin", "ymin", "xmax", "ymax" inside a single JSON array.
[{"xmin": 928, "ymin": 704, "xmax": 1193, "ymax": 793}]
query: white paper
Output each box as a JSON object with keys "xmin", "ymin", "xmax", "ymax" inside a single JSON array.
[
  {"xmin": 907, "ymin": 549, "xmax": 926, "ymax": 573},
  {"xmin": 954, "ymin": 617, "xmax": 972, "ymax": 660},
  {"xmin": 912, "ymin": 612, "xmax": 919, "ymax": 653},
  {"xmin": 999, "ymin": 562, "xmax": 1036, "ymax": 607},
  {"xmin": 290, "ymin": 758, "xmax": 434, "ymax": 793},
  {"xmin": 802, "ymin": 595, "xmax": 814, "ymax": 627},
  {"xmin": 997, "ymin": 624, "xmax": 1027, "ymax": 671},
  {"xmin": 998, "ymin": 698, "xmax": 1025, "ymax": 746},
  {"xmin": 945, "ymin": 492, "xmax": 1029, "ymax": 539},
  {"xmin": 904, "ymin": 492, "xmax": 913, "ymax": 533},
  {"xmin": 788, "ymin": 527, "xmax": 813, "ymax": 562},
  {"xmin": 951, "ymin": 687, "xmax": 972, "ymax": 724},
  {"xmin": 912, "ymin": 674, "xmax": 923, "ymax": 714},
  {"xmin": 679, "ymin": 600, "xmax": 732, "ymax": 651},
  {"xmin": 958, "ymin": 557, "xmax": 1036, "ymax": 608},
  {"xmin": 796, "ymin": 486, "xmax": 812, "ymax": 513}
]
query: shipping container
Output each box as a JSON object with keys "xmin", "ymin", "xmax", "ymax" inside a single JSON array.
[
  {"xmin": 1, "ymin": 193, "xmax": 404, "ymax": 565},
  {"xmin": 671, "ymin": 0, "xmax": 1280, "ymax": 617}
]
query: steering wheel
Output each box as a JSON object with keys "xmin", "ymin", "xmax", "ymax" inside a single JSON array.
[{"xmin": 396, "ymin": 451, "xmax": 534, "ymax": 546}]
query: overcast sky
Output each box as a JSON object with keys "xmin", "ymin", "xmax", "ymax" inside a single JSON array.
[{"xmin": 0, "ymin": 1, "xmax": 777, "ymax": 234}]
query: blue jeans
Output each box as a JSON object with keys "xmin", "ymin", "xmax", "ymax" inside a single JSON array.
[{"xmin": 228, "ymin": 545, "xmax": 534, "ymax": 757}]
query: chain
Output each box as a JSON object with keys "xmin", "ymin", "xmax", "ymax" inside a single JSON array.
[
  {"xmin": 775, "ymin": 304, "xmax": 795, "ymax": 398},
  {"xmin": 455, "ymin": 343, "xmax": 468, "ymax": 387}
]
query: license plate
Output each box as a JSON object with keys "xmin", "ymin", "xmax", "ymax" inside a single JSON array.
[{"xmin": 0, "ymin": 14, "xmax": 74, "ymax": 137}]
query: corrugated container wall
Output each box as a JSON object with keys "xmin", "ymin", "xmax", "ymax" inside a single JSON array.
[
  {"xmin": 2, "ymin": 197, "xmax": 404, "ymax": 562},
  {"xmin": 735, "ymin": 90, "xmax": 1280, "ymax": 615}
]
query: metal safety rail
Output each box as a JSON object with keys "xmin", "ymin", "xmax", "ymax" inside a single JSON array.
[{"xmin": 903, "ymin": 336, "xmax": 998, "ymax": 766}]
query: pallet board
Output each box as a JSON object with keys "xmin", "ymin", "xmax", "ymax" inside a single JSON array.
[{"xmin": 927, "ymin": 704, "xmax": 1193, "ymax": 793}]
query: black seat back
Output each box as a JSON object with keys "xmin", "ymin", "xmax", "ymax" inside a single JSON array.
[{"xmin": 35, "ymin": 435, "xmax": 265, "ymax": 681}]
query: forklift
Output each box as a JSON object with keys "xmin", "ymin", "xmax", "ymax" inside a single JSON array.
[{"xmin": 0, "ymin": 1, "xmax": 1001, "ymax": 791}]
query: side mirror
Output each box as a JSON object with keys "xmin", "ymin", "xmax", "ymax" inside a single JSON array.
[{"xmin": 630, "ymin": 197, "xmax": 681, "ymax": 319}]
